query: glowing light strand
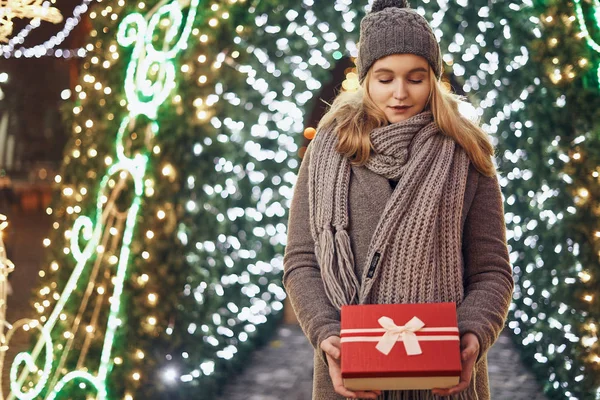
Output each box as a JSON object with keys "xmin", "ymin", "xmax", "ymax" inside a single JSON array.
[
  {"xmin": 1, "ymin": 0, "xmax": 93, "ymax": 59},
  {"xmin": 573, "ymin": 0, "xmax": 600, "ymax": 87},
  {"xmin": 6, "ymin": 0, "xmax": 199, "ymax": 399},
  {"xmin": 0, "ymin": 0, "xmax": 62, "ymax": 44}
]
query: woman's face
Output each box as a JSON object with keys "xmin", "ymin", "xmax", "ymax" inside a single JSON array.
[{"xmin": 367, "ymin": 54, "xmax": 432, "ymax": 124}]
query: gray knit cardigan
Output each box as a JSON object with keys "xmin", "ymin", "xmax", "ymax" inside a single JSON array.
[{"xmin": 283, "ymin": 144, "xmax": 514, "ymax": 400}]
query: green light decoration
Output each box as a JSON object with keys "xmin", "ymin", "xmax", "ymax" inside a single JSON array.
[
  {"xmin": 7, "ymin": 0, "xmax": 200, "ymax": 398},
  {"xmin": 574, "ymin": 0, "xmax": 600, "ymax": 88}
]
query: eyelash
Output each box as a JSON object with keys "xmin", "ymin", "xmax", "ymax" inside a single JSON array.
[{"xmin": 379, "ymin": 79, "xmax": 423, "ymax": 84}]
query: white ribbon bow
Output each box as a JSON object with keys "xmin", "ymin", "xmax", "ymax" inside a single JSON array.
[{"xmin": 375, "ymin": 316, "xmax": 425, "ymax": 356}]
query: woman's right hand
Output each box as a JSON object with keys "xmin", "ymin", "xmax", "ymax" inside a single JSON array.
[{"xmin": 320, "ymin": 336, "xmax": 382, "ymax": 399}]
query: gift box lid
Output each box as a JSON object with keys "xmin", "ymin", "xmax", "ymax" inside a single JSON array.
[{"xmin": 340, "ymin": 302, "xmax": 461, "ymax": 379}]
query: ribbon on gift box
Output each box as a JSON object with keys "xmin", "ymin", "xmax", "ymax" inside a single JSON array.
[
  {"xmin": 376, "ymin": 316, "xmax": 425, "ymax": 356},
  {"xmin": 340, "ymin": 315, "xmax": 460, "ymax": 357}
]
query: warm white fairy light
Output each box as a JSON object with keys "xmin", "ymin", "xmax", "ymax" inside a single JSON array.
[
  {"xmin": 2, "ymin": 0, "xmax": 94, "ymax": 59},
  {"xmin": 9, "ymin": 0, "xmax": 594, "ymax": 398}
]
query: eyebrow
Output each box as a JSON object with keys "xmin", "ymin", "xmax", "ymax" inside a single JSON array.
[{"xmin": 373, "ymin": 67, "xmax": 428, "ymax": 74}]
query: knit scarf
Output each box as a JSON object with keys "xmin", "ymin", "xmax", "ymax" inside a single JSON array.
[
  {"xmin": 308, "ymin": 112, "xmax": 473, "ymax": 399},
  {"xmin": 308, "ymin": 111, "xmax": 470, "ymax": 309}
]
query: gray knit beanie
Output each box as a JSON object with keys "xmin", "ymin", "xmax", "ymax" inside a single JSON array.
[{"xmin": 357, "ymin": 0, "xmax": 443, "ymax": 82}]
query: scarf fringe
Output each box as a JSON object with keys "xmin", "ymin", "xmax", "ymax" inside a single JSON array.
[
  {"xmin": 319, "ymin": 227, "xmax": 346, "ymax": 310},
  {"xmin": 334, "ymin": 227, "xmax": 360, "ymax": 303},
  {"xmin": 318, "ymin": 226, "xmax": 360, "ymax": 309}
]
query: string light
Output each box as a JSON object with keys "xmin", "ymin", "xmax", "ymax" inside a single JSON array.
[
  {"xmin": 9, "ymin": 0, "xmax": 595, "ymax": 399},
  {"xmin": 8, "ymin": 1, "xmax": 199, "ymax": 399},
  {"xmin": 2, "ymin": 0, "xmax": 94, "ymax": 59}
]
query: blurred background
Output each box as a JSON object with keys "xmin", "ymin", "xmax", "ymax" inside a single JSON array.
[{"xmin": 0, "ymin": 0, "xmax": 598, "ymax": 399}]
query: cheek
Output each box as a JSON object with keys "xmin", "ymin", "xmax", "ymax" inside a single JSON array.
[
  {"xmin": 370, "ymin": 85, "xmax": 390, "ymax": 104},
  {"xmin": 415, "ymin": 85, "xmax": 431, "ymax": 103}
]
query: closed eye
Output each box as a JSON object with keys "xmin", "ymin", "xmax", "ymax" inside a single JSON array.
[{"xmin": 378, "ymin": 79, "xmax": 423, "ymax": 84}]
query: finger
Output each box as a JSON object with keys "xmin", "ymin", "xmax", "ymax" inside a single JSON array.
[
  {"xmin": 322, "ymin": 341, "xmax": 341, "ymax": 360},
  {"xmin": 333, "ymin": 384, "xmax": 359, "ymax": 398},
  {"xmin": 328, "ymin": 356, "xmax": 356, "ymax": 398},
  {"xmin": 355, "ymin": 391, "xmax": 379, "ymax": 399},
  {"xmin": 447, "ymin": 381, "xmax": 470, "ymax": 395},
  {"xmin": 331, "ymin": 376, "xmax": 359, "ymax": 398},
  {"xmin": 462, "ymin": 343, "xmax": 478, "ymax": 361},
  {"xmin": 461, "ymin": 352, "xmax": 476, "ymax": 382},
  {"xmin": 354, "ymin": 390, "xmax": 382, "ymax": 399},
  {"xmin": 431, "ymin": 388, "xmax": 451, "ymax": 396},
  {"xmin": 432, "ymin": 380, "xmax": 469, "ymax": 397}
]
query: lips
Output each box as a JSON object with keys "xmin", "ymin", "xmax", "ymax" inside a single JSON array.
[{"xmin": 389, "ymin": 105, "xmax": 413, "ymax": 113}]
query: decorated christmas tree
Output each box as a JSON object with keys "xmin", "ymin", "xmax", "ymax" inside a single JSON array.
[{"xmin": 3, "ymin": 0, "xmax": 599, "ymax": 399}]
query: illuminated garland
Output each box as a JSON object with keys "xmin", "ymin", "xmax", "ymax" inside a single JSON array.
[
  {"xmin": 0, "ymin": 0, "xmax": 62, "ymax": 44},
  {"xmin": 6, "ymin": 1, "xmax": 199, "ymax": 398},
  {"xmin": 1, "ymin": 0, "xmax": 93, "ymax": 59},
  {"xmin": 573, "ymin": 0, "xmax": 600, "ymax": 87}
]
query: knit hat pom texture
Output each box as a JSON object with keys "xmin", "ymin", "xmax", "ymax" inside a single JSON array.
[{"xmin": 371, "ymin": 0, "xmax": 410, "ymax": 13}]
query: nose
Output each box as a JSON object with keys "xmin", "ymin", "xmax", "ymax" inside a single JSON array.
[{"xmin": 393, "ymin": 81, "xmax": 408, "ymax": 100}]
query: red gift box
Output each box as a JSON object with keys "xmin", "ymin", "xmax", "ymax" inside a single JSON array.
[{"xmin": 341, "ymin": 302, "xmax": 461, "ymax": 391}]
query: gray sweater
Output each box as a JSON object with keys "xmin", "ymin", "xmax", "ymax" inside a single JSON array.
[{"xmin": 283, "ymin": 145, "xmax": 514, "ymax": 399}]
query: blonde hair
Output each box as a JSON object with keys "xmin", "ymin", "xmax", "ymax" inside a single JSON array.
[{"xmin": 317, "ymin": 68, "xmax": 497, "ymax": 177}]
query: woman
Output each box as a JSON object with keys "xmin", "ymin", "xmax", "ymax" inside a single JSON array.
[{"xmin": 282, "ymin": 1, "xmax": 514, "ymax": 399}]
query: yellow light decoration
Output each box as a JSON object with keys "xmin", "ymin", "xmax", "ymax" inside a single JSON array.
[
  {"xmin": 137, "ymin": 274, "xmax": 149, "ymax": 286},
  {"xmin": 147, "ymin": 293, "xmax": 157, "ymax": 305},
  {"xmin": 0, "ymin": 0, "xmax": 63, "ymax": 43},
  {"xmin": 161, "ymin": 164, "xmax": 173, "ymax": 177}
]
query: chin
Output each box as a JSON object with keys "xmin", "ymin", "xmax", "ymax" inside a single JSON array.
[{"xmin": 386, "ymin": 113, "xmax": 416, "ymax": 124}]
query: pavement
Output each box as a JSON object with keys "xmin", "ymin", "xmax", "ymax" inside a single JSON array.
[{"xmin": 216, "ymin": 324, "xmax": 548, "ymax": 400}]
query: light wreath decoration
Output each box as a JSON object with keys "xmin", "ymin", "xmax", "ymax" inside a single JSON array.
[
  {"xmin": 574, "ymin": 0, "xmax": 600, "ymax": 88},
  {"xmin": 3, "ymin": 0, "xmax": 198, "ymax": 399},
  {"xmin": 0, "ymin": 0, "xmax": 62, "ymax": 43}
]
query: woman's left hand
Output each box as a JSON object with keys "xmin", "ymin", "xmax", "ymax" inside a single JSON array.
[{"xmin": 431, "ymin": 332, "xmax": 480, "ymax": 397}]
